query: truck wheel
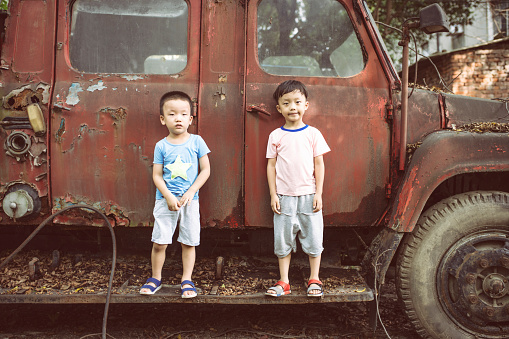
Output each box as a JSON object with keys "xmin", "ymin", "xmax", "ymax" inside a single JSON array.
[{"xmin": 396, "ymin": 191, "xmax": 509, "ymax": 338}]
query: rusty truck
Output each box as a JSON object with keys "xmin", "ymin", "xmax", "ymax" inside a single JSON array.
[{"xmin": 1, "ymin": 0, "xmax": 509, "ymax": 338}]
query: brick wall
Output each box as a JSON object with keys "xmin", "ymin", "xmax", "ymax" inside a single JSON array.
[{"xmin": 408, "ymin": 37, "xmax": 509, "ymax": 99}]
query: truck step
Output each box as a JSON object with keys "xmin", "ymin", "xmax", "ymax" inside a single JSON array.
[{"xmin": 0, "ymin": 267, "xmax": 373, "ymax": 304}]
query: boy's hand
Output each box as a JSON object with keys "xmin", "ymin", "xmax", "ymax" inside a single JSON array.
[
  {"xmin": 271, "ymin": 195, "xmax": 281, "ymax": 214},
  {"xmin": 179, "ymin": 190, "xmax": 195, "ymax": 207},
  {"xmin": 313, "ymin": 194, "xmax": 323, "ymax": 212},
  {"xmin": 165, "ymin": 194, "xmax": 181, "ymax": 211}
]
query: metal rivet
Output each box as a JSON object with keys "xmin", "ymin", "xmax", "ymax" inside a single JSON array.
[
  {"xmin": 483, "ymin": 307, "xmax": 495, "ymax": 317},
  {"xmin": 480, "ymin": 259, "xmax": 489, "ymax": 268},
  {"xmin": 466, "ymin": 273, "xmax": 476, "ymax": 285},
  {"xmin": 468, "ymin": 294, "xmax": 479, "ymax": 304},
  {"xmin": 501, "ymin": 257, "xmax": 509, "ymax": 268}
]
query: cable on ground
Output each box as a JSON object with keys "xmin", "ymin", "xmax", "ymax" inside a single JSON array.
[{"xmin": 0, "ymin": 205, "xmax": 117, "ymax": 339}]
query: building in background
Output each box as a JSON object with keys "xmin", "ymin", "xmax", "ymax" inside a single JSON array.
[
  {"xmin": 410, "ymin": 1, "xmax": 509, "ymax": 99},
  {"xmin": 422, "ymin": 1, "xmax": 508, "ymax": 55}
]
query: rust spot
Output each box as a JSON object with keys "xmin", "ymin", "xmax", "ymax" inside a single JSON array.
[
  {"xmin": 3, "ymin": 88, "xmax": 43, "ymax": 110},
  {"xmin": 100, "ymin": 107, "xmax": 127, "ymax": 121},
  {"xmin": 53, "ymin": 194, "xmax": 130, "ymax": 227}
]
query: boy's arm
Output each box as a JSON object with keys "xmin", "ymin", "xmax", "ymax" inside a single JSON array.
[
  {"xmin": 267, "ymin": 157, "xmax": 280, "ymax": 214},
  {"xmin": 153, "ymin": 163, "xmax": 181, "ymax": 210},
  {"xmin": 180, "ymin": 154, "xmax": 211, "ymax": 206},
  {"xmin": 313, "ymin": 155, "xmax": 325, "ymax": 212}
]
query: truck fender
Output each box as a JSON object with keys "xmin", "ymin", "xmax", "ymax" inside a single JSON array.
[
  {"xmin": 388, "ymin": 130, "xmax": 509, "ymax": 232},
  {"xmin": 361, "ymin": 227, "xmax": 403, "ymax": 286}
]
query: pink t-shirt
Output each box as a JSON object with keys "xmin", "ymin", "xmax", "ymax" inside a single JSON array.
[{"xmin": 266, "ymin": 125, "xmax": 330, "ymax": 196}]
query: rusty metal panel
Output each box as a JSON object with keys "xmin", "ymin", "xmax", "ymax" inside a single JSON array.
[
  {"xmin": 405, "ymin": 88, "xmax": 442, "ymax": 144},
  {"xmin": 196, "ymin": 0, "xmax": 245, "ymax": 229},
  {"xmin": 12, "ymin": 1, "xmax": 47, "ymax": 73},
  {"xmin": 443, "ymin": 93, "xmax": 509, "ymax": 129},
  {"xmin": 0, "ymin": 0, "xmax": 56, "ymax": 225},
  {"xmin": 49, "ymin": 0, "xmax": 203, "ymax": 227}
]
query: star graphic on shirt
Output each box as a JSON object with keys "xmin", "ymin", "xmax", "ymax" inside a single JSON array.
[{"xmin": 166, "ymin": 155, "xmax": 192, "ymax": 180}]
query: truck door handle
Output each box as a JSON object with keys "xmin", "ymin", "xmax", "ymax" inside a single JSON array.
[{"xmin": 247, "ymin": 105, "xmax": 271, "ymax": 116}]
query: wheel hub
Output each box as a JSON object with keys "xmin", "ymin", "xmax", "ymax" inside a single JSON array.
[
  {"xmin": 483, "ymin": 273, "xmax": 508, "ymax": 299},
  {"xmin": 438, "ymin": 232, "xmax": 509, "ymax": 335}
]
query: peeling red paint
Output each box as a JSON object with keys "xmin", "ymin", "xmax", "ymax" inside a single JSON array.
[
  {"xmin": 53, "ymin": 193, "xmax": 129, "ymax": 227},
  {"xmin": 389, "ymin": 131, "xmax": 509, "ymax": 232}
]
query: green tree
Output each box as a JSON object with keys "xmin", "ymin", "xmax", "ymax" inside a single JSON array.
[{"xmin": 0, "ymin": 0, "xmax": 7, "ymax": 11}]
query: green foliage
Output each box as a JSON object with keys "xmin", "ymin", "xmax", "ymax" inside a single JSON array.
[{"xmin": 0, "ymin": 0, "xmax": 7, "ymax": 11}]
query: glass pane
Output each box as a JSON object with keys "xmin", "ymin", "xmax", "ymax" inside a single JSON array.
[
  {"xmin": 257, "ymin": 0, "xmax": 365, "ymax": 77},
  {"xmin": 69, "ymin": 0, "xmax": 188, "ymax": 74}
]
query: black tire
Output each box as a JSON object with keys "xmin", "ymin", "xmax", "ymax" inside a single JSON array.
[{"xmin": 396, "ymin": 191, "xmax": 509, "ymax": 338}]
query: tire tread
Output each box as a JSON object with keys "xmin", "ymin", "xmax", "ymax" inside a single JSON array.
[{"xmin": 396, "ymin": 191, "xmax": 509, "ymax": 338}]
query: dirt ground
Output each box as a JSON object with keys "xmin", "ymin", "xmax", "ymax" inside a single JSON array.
[
  {"xmin": 0, "ymin": 249, "xmax": 419, "ymax": 338},
  {"xmin": 0, "ymin": 292, "xmax": 417, "ymax": 339},
  {"xmin": 0, "ymin": 299, "xmax": 418, "ymax": 339}
]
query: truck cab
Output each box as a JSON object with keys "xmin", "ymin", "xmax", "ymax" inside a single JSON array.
[{"xmin": 1, "ymin": 1, "xmax": 509, "ymax": 338}]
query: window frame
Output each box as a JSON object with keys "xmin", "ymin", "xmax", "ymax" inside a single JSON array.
[{"xmin": 255, "ymin": 0, "xmax": 367, "ymax": 78}]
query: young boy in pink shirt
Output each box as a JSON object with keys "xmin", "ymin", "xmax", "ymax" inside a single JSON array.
[{"xmin": 265, "ymin": 80, "xmax": 330, "ymax": 298}]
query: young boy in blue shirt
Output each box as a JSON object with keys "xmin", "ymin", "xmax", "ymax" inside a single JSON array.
[
  {"xmin": 265, "ymin": 80, "xmax": 330, "ymax": 298},
  {"xmin": 140, "ymin": 91, "xmax": 210, "ymax": 298}
]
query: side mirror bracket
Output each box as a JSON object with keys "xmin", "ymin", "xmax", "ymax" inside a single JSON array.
[{"xmin": 398, "ymin": 4, "xmax": 449, "ymax": 171}]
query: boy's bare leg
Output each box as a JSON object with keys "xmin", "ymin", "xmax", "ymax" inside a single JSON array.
[
  {"xmin": 266, "ymin": 253, "xmax": 291, "ymax": 295},
  {"xmin": 308, "ymin": 254, "xmax": 322, "ymax": 295},
  {"xmin": 181, "ymin": 243, "xmax": 196, "ymax": 297},
  {"xmin": 140, "ymin": 243, "xmax": 167, "ymax": 293}
]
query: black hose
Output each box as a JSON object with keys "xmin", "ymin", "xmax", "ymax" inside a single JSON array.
[{"xmin": 0, "ymin": 205, "xmax": 117, "ymax": 339}]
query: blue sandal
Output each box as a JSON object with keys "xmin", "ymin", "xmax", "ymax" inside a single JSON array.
[
  {"xmin": 140, "ymin": 277, "xmax": 162, "ymax": 295},
  {"xmin": 181, "ymin": 280, "xmax": 197, "ymax": 299}
]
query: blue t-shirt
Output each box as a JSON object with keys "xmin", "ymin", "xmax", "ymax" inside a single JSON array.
[{"xmin": 153, "ymin": 134, "xmax": 210, "ymax": 200}]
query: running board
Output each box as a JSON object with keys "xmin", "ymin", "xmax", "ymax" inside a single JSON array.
[
  {"xmin": 0, "ymin": 285, "xmax": 373, "ymax": 304},
  {"xmin": 0, "ymin": 269, "xmax": 373, "ymax": 304}
]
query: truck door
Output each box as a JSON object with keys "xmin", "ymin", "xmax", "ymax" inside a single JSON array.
[
  {"xmin": 245, "ymin": 0, "xmax": 392, "ymax": 227},
  {"xmin": 50, "ymin": 0, "xmax": 201, "ymax": 225}
]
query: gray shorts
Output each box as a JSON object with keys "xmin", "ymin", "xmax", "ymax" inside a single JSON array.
[
  {"xmin": 152, "ymin": 198, "xmax": 200, "ymax": 246},
  {"xmin": 273, "ymin": 194, "xmax": 324, "ymax": 258}
]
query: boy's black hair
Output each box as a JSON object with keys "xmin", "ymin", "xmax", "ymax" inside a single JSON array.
[
  {"xmin": 160, "ymin": 91, "xmax": 193, "ymax": 116},
  {"xmin": 273, "ymin": 80, "xmax": 309, "ymax": 102}
]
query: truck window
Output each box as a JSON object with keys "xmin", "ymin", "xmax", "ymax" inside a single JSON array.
[
  {"xmin": 69, "ymin": 0, "xmax": 188, "ymax": 74},
  {"xmin": 257, "ymin": 0, "xmax": 365, "ymax": 77}
]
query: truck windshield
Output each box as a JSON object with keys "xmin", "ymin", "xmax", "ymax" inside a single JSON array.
[
  {"xmin": 69, "ymin": 0, "xmax": 188, "ymax": 74},
  {"xmin": 257, "ymin": 0, "xmax": 366, "ymax": 78}
]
